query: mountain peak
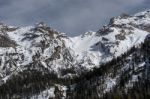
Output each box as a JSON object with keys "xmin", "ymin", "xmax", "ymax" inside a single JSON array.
[{"xmin": 35, "ymin": 22, "xmax": 48, "ymax": 28}]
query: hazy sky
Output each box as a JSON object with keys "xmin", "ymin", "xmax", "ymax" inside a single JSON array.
[{"xmin": 0, "ymin": 0, "xmax": 150, "ymax": 36}]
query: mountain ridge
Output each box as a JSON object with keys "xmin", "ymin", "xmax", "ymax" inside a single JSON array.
[{"xmin": 0, "ymin": 9, "xmax": 149, "ymax": 99}]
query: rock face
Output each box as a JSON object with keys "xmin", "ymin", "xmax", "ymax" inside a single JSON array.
[
  {"xmin": 0, "ymin": 10, "xmax": 149, "ymax": 99},
  {"xmin": 0, "ymin": 22, "xmax": 77, "ymax": 80}
]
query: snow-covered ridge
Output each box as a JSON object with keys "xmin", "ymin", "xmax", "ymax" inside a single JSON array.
[
  {"xmin": 0, "ymin": 10, "xmax": 150, "ymax": 82},
  {"xmin": 68, "ymin": 10, "xmax": 150, "ymax": 69}
]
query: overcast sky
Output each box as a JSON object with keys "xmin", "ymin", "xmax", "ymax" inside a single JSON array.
[{"xmin": 0, "ymin": 0, "xmax": 150, "ymax": 36}]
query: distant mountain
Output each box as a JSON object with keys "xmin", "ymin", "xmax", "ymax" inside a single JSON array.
[{"xmin": 0, "ymin": 10, "xmax": 150, "ymax": 99}]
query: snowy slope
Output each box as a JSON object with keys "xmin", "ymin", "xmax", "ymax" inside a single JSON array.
[{"xmin": 66, "ymin": 10, "xmax": 150, "ymax": 69}]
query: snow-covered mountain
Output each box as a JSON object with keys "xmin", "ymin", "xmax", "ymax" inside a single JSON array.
[{"xmin": 0, "ymin": 10, "xmax": 150, "ymax": 99}]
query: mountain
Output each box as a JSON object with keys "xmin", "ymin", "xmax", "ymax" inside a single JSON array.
[{"xmin": 0, "ymin": 10, "xmax": 149, "ymax": 99}]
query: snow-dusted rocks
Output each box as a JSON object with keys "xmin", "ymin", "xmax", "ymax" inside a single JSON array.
[{"xmin": 0, "ymin": 23, "xmax": 76, "ymax": 81}]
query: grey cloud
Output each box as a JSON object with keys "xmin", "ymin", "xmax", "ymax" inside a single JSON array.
[{"xmin": 0, "ymin": 0, "xmax": 149, "ymax": 36}]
